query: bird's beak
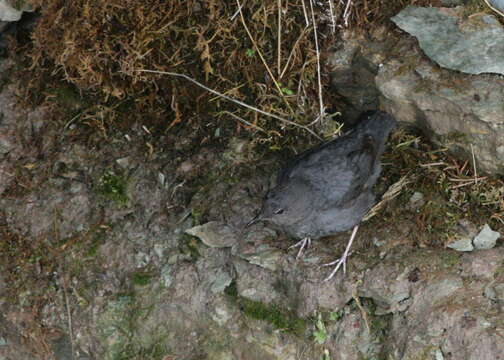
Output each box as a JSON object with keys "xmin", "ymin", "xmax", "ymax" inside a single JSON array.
[{"xmin": 245, "ymin": 213, "xmax": 261, "ymax": 228}]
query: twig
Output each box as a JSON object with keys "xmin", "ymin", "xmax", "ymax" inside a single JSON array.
[
  {"xmin": 230, "ymin": 0, "xmax": 246, "ymax": 20},
  {"xmin": 420, "ymin": 162, "xmax": 446, "ymax": 168},
  {"xmin": 343, "ymin": 0, "xmax": 353, "ymax": 27},
  {"xmin": 395, "ymin": 136, "xmax": 421, "ymax": 148},
  {"xmin": 135, "ymin": 69, "xmax": 321, "ymax": 139},
  {"xmin": 448, "ymin": 177, "xmax": 487, "ymax": 189},
  {"xmin": 483, "ymin": 0, "xmax": 504, "ymax": 17},
  {"xmin": 280, "ymin": 27, "xmax": 310, "ymax": 79},
  {"xmin": 61, "ymin": 272, "xmax": 75, "ymax": 359},
  {"xmin": 277, "ymin": 0, "xmax": 282, "ymax": 77},
  {"xmin": 327, "ymin": 0, "xmax": 336, "ymax": 33},
  {"xmin": 221, "ymin": 111, "xmax": 268, "ymax": 134},
  {"xmin": 309, "ymin": 0, "xmax": 326, "ymax": 123},
  {"xmin": 300, "ymin": 0, "xmax": 310, "ymax": 27},
  {"xmin": 236, "ymin": 0, "xmax": 294, "ymax": 115},
  {"xmin": 470, "ymin": 144, "xmax": 478, "ymax": 186},
  {"xmin": 459, "ymin": 160, "xmax": 469, "ymax": 174},
  {"xmin": 363, "ymin": 175, "xmax": 411, "ymax": 221},
  {"xmin": 352, "ymin": 283, "xmax": 371, "ymax": 333},
  {"xmin": 448, "ymin": 176, "xmax": 487, "ymax": 183}
]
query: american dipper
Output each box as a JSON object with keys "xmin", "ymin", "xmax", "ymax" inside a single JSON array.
[{"xmin": 255, "ymin": 110, "xmax": 396, "ymax": 280}]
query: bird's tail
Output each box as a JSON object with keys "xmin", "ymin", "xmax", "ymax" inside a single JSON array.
[{"xmin": 356, "ymin": 110, "xmax": 397, "ymax": 143}]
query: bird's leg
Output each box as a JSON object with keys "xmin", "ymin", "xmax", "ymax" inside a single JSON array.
[
  {"xmin": 288, "ymin": 237, "xmax": 312, "ymax": 259},
  {"xmin": 322, "ymin": 224, "xmax": 359, "ymax": 281}
]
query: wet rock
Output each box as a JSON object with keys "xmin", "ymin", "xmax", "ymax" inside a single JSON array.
[
  {"xmin": 185, "ymin": 221, "xmax": 239, "ymax": 248},
  {"xmin": 392, "ymin": 6, "xmax": 504, "ymax": 75},
  {"xmin": 473, "ymin": 223, "xmax": 500, "ymax": 249}
]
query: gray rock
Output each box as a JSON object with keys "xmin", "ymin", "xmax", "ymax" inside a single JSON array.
[
  {"xmin": 473, "ymin": 223, "xmax": 500, "ymax": 249},
  {"xmin": 447, "ymin": 238, "xmax": 474, "ymax": 252},
  {"xmin": 239, "ymin": 246, "xmax": 284, "ymax": 271},
  {"xmin": 441, "ymin": 0, "xmax": 464, "ymax": 5},
  {"xmin": 408, "ymin": 191, "xmax": 425, "ymax": 211},
  {"xmin": 185, "ymin": 221, "xmax": 238, "ymax": 248},
  {"xmin": 392, "ymin": 6, "xmax": 504, "ymax": 75},
  {"xmin": 0, "ymin": 0, "xmax": 31, "ymax": 21},
  {"xmin": 326, "ymin": 22, "xmax": 504, "ymax": 175},
  {"xmin": 210, "ymin": 269, "xmax": 233, "ymax": 294},
  {"xmin": 376, "ymin": 52, "xmax": 504, "ymax": 175},
  {"xmin": 447, "ymin": 219, "xmax": 478, "ymax": 252},
  {"xmin": 484, "ymin": 0, "xmax": 504, "ymax": 16},
  {"xmin": 115, "ymin": 156, "xmax": 131, "ymax": 169}
]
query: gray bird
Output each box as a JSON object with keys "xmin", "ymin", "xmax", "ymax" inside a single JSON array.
[{"xmin": 255, "ymin": 110, "xmax": 397, "ymax": 279}]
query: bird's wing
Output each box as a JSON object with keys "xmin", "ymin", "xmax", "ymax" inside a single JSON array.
[{"xmin": 281, "ymin": 135, "xmax": 378, "ymax": 207}]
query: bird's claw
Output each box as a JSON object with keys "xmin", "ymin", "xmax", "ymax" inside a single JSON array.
[
  {"xmin": 289, "ymin": 237, "xmax": 311, "ymax": 259},
  {"xmin": 322, "ymin": 224, "xmax": 359, "ymax": 282},
  {"xmin": 322, "ymin": 253, "xmax": 350, "ymax": 281}
]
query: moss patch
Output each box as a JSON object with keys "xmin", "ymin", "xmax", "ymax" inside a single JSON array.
[
  {"xmin": 97, "ymin": 171, "xmax": 129, "ymax": 205},
  {"xmin": 225, "ymin": 281, "xmax": 306, "ymax": 336}
]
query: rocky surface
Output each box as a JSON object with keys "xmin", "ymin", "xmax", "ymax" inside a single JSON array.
[
  {"xmin": 329, "ymin": 17, "xmax": 504, "ymax": 175},
  {"xmin": 1, "ymin": 7, "xmax": 504, "ymax": 360},
  {"xmin": 392, "ymin": 6, "xmax": 504, "ymax": 75}
]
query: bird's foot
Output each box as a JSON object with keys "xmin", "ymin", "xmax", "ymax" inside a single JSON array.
[
  {"xmin": 322, "ymin": 253, "xmax": 351, "ymax": 281},
  {"xmin": 322, "ymin": 225, "xmax": 359, "ymax": 282},
  {"xmin": 288, "ymin": 237, "xmax": 311, "ymax": 259}
]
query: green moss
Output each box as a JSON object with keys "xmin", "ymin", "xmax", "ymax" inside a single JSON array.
[
  {"xmin": 131, "ymin": 271, "xmax": 153, "ymax": 286},
  {"xmin": 241, "ymin": 298, "xmax": 306, "ymax": 335},
  {"xmin": 97, "ymin": 171, "xmax": 129, "ymax": 205},
  {"xmin": 224, "ymin": 280, "xmax": 238, "ymax": 298},
  {"xmin": 225, "ymin": 280, "xmax": 306, "ymax": 336},
  {"xmin": 190, "ymin": 208, "xmax": 204, "ymax": 226},
  {"xmin": 440, "ymin": 251, "xmax": 461, "ymax": 268},
  {"xmin": 115, "ymin": 341, "xmax": 170, "ymax": 360}
]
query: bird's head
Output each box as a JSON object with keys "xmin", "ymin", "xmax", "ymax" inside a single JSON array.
[{"xmin": 248, "ymin": 180, "xmax": 310, "ymax": 228}]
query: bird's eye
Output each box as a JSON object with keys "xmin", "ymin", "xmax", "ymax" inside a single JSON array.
[{"xmin": 274, "ymin": 208, "xmax": 284, "ymax": 214}]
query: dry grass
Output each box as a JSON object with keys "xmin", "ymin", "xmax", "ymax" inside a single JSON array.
[
  {"xmin": 372, "ymin": 130, "xmax": 504, "ymax": 247},
  {"xmin": 17, "ymin": 0, "xmax": 440, "ymax": 148}
]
